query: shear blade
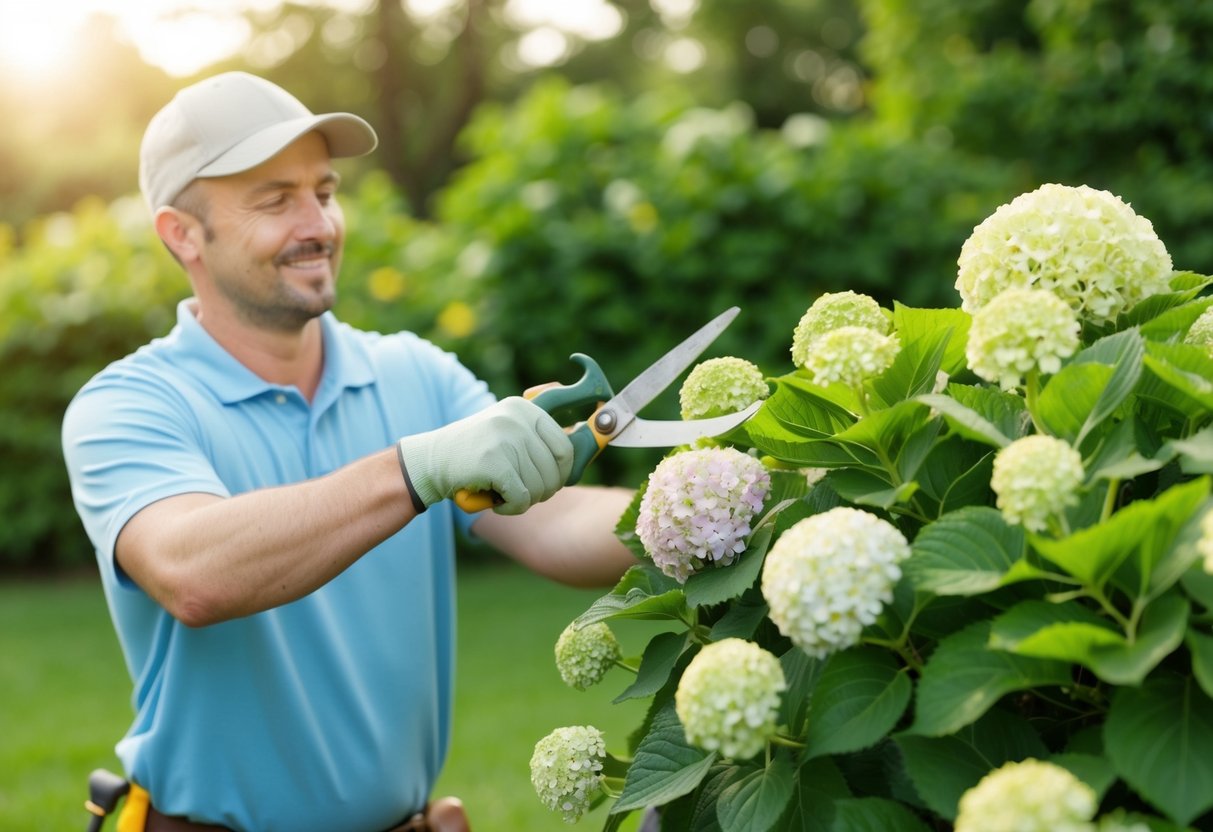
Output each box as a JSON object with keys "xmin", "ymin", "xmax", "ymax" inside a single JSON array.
[
  {"xmin": 609, "ymin": 307, "xmax": 740, "ymax": 420},
  {"xmin": 609, "ymin": 400, "xmax": 761, "ymax": 448}
]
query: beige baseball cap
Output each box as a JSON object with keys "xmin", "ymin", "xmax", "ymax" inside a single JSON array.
[{"xmin": 139, "ymin": 71, "xmax": 378, "ymax": 212}]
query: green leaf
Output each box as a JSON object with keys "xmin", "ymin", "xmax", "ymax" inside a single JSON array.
[
  {"xmin": 1166, "ymin": 425, "xmax": 1213, "ymax": 474},
  {"xmin": 614, "ymin": 631, "xmax": 689, "ymax": 704},
  {"xmin": 890, "ymin": 305, "xmax": 972, "ymax": 377},
  {"xmin": 716, "ymin": 753, "xmax": 796, "ymax": 832},
  {"xmin": 1066, "ymin": 329, "xmax": 1146, "ymax": 446},
  {"xmin": 895, "ymin": 707, "xmax": 1048, "ymax": 820},
  {"xmin": 804, "ymin": 647, "xmax": 912, "ymax": 760},
  {"xmin": 913, "ymin": 438, "xmax": 994, "ymax": 516},
  {"xmin": 904, "ymin": 506, "xmax": 1029, "ymax": 596},
  {"xmin": 825, "ymin": 468, "xmax": 919, "ymax": 510},
  {"xmin": 1031, "ymin": 479, "xmax": 1210, "ymax": 596},
  {"xmin": 783, "ymin": 757, "xmax": 852, "ymax": 832},
  {"xmin": 1186, "ymin": 629, "xmax": 1213, "ymax": 701},
  {"xmin": 685, "ymin": 524, "xmax": 773, "ymax": 608},
  {"xmin": 576, "ymin": 564, "xmax": 689, "ymax": 628},
  {"xmin": 1084, "ymin": 594, "xmax": 1188, "ymax": 685},
  {"xmin": 1140, "ymin": 341, "xmax": 1213, "ymax": 419},
  {"xmin": 1084, "ymin": 416, "xmax": 1168, "ymax": 483},
  {"xmin": 830, "ymin": 797, "xmax": 933, "ymax": 832},
  {"xmin": 1181, "ymin": 567, "xmax": 1213, "ymax": 611},
  {"xmin": 763, "ymin": 375, "xmax": 857, "ymax": 439},
  {"xmin": 780, "ymin": 647, "xmax": 824, "ymax": 738},
  {"xmin": 612, "ymin": 701, "xmax": 719, "ymax": 813},
  {"xmin": 947, "ymin": 383, "xmax": 1031, "ymax": 442},
  {"xmin": 1135, "ymin": 281, "xmax": 1213, "ymax": 338},
  {"xmin": 916, "ymin": 393, "xmax": 1011, "ymax": 448},
  {"xmin": 870, "ymin": 304, "xmax": 959, "ymax": 406},
  {"xmin": 910, "ymin": 620, "xmax": 1071, "ymax": 736},
  {"xmin": 988, "ymin": 599, "xmax": 1122, "ymax": 657},
  {"xmin": 1037, "ymin": 362, "xmax": 1114, "ymax": 443},
  {"xmin": 832, "ymin": 399, "xmax": 932, "ymax": 464},
  {"xmin": 688, "ymin": 765, "xmax": 748, "ymax": 832},
  {"xmin": 1105, "ymin": 675, "xmax": 1213, "ymax": 825},
  {"xmin": 1047, "ymin": 753, "xmax": 1118, "ymax": 799},
  {"xmin": 989, "ymin": 595, "xmax": 1190, "ymax": 685},
  {"xmin": 708, "ymin": 590, "xmax": 770, "ymax": 641}
]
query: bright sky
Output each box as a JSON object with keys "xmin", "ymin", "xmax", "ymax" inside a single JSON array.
[{"xmin": 0, "ymin": 0, "xmax": 653, "ymax": 78}]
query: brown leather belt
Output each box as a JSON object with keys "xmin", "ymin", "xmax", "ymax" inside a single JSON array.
[{"xmin": 145, "ymin": 805, "xmax": 430, "ymax": 832}]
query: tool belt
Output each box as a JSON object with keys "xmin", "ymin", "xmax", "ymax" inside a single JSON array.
[{"xmin": 106, "ymin": 782, "xmax": 464, "ymax": 832}]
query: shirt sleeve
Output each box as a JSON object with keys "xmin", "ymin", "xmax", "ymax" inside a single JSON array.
[{"xmin": 61, "ymin": 368, "xmax": 229, "ymax": 588}]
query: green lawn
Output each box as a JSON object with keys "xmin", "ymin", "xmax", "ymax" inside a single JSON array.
[{"xmin": 0, "ymin": 563, "xmax": 652, "ymax": 831}]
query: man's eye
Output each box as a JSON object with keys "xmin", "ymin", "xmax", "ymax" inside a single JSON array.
[
  {"xmin": 318, "ymin": 190, "xmax": 336, "ymax": 205},
  {"xmin": 259, "ymin": 195, "xmax": 288, "ymax": 210}
]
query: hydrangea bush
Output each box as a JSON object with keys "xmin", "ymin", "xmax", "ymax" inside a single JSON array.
[{"xmin": 531, "ymin": 183, "xmax": 1213, "ymax": 830}]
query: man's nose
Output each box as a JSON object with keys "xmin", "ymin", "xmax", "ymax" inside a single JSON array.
[{"xmin": 295, "ymin": 194, "xmax": 337, "ymax": 239}]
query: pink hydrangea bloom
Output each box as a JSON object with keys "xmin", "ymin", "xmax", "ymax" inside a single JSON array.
[{"xmin": 636, "ymin": 448, "xmax": 770, "ymax": 583}]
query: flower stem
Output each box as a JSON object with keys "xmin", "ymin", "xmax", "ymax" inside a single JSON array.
[
  {"xmin": 863, "ymin": 636, "xmax": 924, "ymax": 672},
  {"xmin": 613, "ymin": 659, "xmax": 639, "ymax": 675},
  {"xmin": 1024, "ymin": 370, "xmax": 1048, "ymax": 435},
  {"xmin": 1100, "ymin": 477, "xmax": 1120, "ymax": 523},
  {"xmin": 769, "ymin": 733, "xmax": 806, "ymax": 750}
]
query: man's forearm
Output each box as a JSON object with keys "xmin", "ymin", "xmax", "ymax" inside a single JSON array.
[{"xmin": 117, "ymin": 447, "xmax": 415, "ymax": 626}]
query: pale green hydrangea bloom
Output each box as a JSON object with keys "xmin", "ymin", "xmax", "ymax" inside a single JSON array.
[
  {"xmin": 679, "ymin": 357, "xmax": 769, "ymax": 420},
  {"xmin": 636, "ymin": 447, "xmax": 770, "ymax": 583},
  {"xmin": 674, "ymin": 638, "xmax": 786, "ymax": 759},
  {"xmin": 1184, "ymin": 307, "xmax": 1213, "ymax": 356},
  {"xmin": 992, "ymin": 435, "xmax": 1084, "ymax": 532},
  {"xmin": 804, "ymin": 326, "xmax": 900, "ymax": 388},
  {"xmin": 1200, "ymin": 510, "xmax": 1213, "ymax": 575},
  {"xmin": 957, "ymin": 183, "xmax": 1172, "ymax": 325},
  {"xmin": 554, "ymin": 621, "xmax": 620, "ymax": 691},
  {"xmin": 791, "ymin": 291, "xmax": 889, "ymax": 368},
  {"xmin": 761, "ymin": 508, "xmax": 910, "ymax": 658},
  {"xmin": 1096, "ymin": 813, "xmax": 1151, "ymax": 832},
  {"xmin": 955, "ymin": 759, "xmax": 1097, "ymax": 832},
  {"xmin": 529, "ymin": 725, "xmax": 606, "ymax": 823},
  {"xmin": 966, "ymin": 288, "xmax": 1081, "ymax": 390}
]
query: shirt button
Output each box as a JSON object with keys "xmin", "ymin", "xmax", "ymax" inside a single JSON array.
[{"xmin": 275, "ymin": 393, "xmax": 287, "ymax": 405}]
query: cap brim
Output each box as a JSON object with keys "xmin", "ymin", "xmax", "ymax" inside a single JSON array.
[{"xmin": 197, "ymin": 113, "xmax": 378, "ymax": 178}]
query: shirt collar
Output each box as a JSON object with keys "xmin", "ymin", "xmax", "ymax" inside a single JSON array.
[{"xmin": 169, "ymin": 299, "xmax": 375, "ymax": 406}]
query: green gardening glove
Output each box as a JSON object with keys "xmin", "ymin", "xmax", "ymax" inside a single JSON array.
[{"xmin": 396, "ymin": 397, "xmax": 575, "ymax": 516}]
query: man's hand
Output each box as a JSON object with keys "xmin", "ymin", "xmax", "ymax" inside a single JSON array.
[{"xmin": 397, "ymin": 397, "xmax": 574, "ymax": 515}]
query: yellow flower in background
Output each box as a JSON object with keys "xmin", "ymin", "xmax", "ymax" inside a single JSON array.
[
  {"xmin": 438, "ymin": 300, "xmax": 477, "ymax": 339},
  {"xmin": 628, "ymin": 201, "xmax": 659, "ymax": 234},
  {"xmin": 367, "ymin": 266, "xmax": 407, "ymax": 302}
]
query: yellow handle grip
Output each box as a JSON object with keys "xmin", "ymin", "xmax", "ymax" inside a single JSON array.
[{"xmin": 454, "ymin": 488, "xmax": 503, "ymax": 513}]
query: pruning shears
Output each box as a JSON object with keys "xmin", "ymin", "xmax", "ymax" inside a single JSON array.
[{"xmin": 455, "ymin": 307, "xmax": 760, "ymax": 512}]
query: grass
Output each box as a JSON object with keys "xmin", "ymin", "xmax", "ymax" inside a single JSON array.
[{"xmin": 0, "ymin": 562, "xmax": 656, "ymax": 831}]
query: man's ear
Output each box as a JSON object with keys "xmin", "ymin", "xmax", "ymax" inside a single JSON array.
[{"xmin": 153, "ymin": 206, "xmax": 204, "ymax": 264}]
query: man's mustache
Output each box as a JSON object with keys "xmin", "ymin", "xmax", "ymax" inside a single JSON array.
[{"xmin": 274, "ymin": 241, "xmax": 335, "ymax": 266}]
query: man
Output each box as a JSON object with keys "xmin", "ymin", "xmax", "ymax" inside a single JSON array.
[{"xmin": 61, "ymin": 72, "xmax": 636, "ymax": 832}]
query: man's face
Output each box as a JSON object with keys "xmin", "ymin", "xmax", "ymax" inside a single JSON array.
[{"xmin": 190, "ymin": 131, "xmax": 346, "ymax": 332}]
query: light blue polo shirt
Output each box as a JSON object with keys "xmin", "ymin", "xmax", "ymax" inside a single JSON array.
[{"xmin": 61, "ymin": 299, "xmax": 495, "ymax": 832}]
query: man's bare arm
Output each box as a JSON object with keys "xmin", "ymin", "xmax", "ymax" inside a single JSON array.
[
  {"xmin": 472, "ymin": 485, "xmax": 638, "ymax": 588},
  {"xmin": 116, "ymin": 448, "xmax": 414, "ymax": 627}
]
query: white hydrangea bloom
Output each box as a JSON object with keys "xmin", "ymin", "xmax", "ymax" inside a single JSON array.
[
  {"xmin": 791, "ymin": 291, "xmax": 889, "ymax": 368},
  {"xmin": 804, "ymin": 326, "xmax": 901, "ymax": 388},
  {"xmin": 674, "ymin": 638, "xmax": 786, "ymax": 759},
  {"xmin": 1200, "ymin": 510, "xmax": 1213, "ymax": 575},
  {"xmin": 761, "ymin": 508, "xmax": 910, "ymax": 658},
  {"xmin": 636, "ymin": 448, "xmax": 771, "ymax": 583},
  {"xmin": 955, "ymin": 759, "xmax": 1098, "ymax": 832},
  {"xmin": 529, "ymin": 726, "xmax": 607, "ymax": 823},
  {"xmin": 966, "ymin": 288, "xmax": 1081, "ymax": 390},
  {"xmin": 1185, "ymin": 307, "xmax": 1213, "ymax": 356},
  {"xmin": 957, "ymin": 183, "xmax": 1172, "ymax": 325},
  {"xmin": 554, "ymin": 621, "xmax": 621, "ymax": 691},
  {"xmin": 679, "ymin": 357, "xmax": 769, "ymax": 420},
  {"xmin": 991, "ymin": 435, "xmax": 1085, "ymax": 532}
]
